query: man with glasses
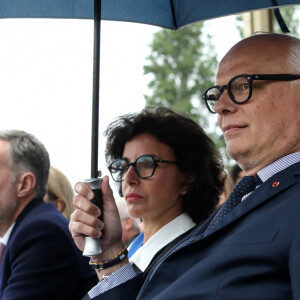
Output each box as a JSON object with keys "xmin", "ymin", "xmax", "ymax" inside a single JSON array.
[
  {"xmin": 70, "ymin": 33, "xmax": 300, "ymax": 300},
  {"xmin": 202, "ymin": 73, "xmax": 300, "ymax": 114}
]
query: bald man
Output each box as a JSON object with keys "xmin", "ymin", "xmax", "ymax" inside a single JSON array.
[{"xmin": 70, "ymin": 33, "xmax": 300, "ymax": 300}]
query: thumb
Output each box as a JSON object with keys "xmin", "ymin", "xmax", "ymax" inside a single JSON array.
[
  {"xmin": 101, "ymin": 175, "xmax": 113, "ymax": 196},
  {"xmin": 101, "ymin": 176, "xmax": 117, "ymax": 207}
]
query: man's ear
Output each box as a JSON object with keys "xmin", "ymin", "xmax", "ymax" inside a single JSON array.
[{"xmin": 17, "ymin": 172, "xmax": 36, "ymax": 198}]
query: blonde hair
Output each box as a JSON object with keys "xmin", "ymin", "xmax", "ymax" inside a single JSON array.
[{"xmin": 46, "ymin": 166, "xmax": 74, "ymax": 220}]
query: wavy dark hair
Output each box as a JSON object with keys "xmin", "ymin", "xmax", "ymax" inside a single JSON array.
[{"xmin": 104, "ymin": 107, "xmax": 224, "ymax": 224}]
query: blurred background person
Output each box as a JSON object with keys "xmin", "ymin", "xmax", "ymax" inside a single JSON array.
[
  {"xmin": 217, "ymin": 171, "xmax": 234, "ymax": 207},
  {"xmin": 138, "ymin": 218, "xmax": 144, "ymax": 234},
  {"xmin": 0, "ymin": 130, "xmax": 97, "ymax": 300},
  {"xmin": 116, "ymin": 200, "xmax": 140, "ymax": 247},
  {"xmin": 230, "ymin": 163, "xmax": 246, "ymax": 186},
  {"xmin": 44, "ymin": 165, "xmax": 75, "ymax": 220}
]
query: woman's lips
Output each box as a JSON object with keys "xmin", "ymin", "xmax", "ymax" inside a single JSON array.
[{"xmin": 125, "ymin": 193, "xmax": 143, "ymax": 203}]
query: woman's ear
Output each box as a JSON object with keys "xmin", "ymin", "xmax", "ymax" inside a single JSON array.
[
  {"xmin": 53, "ymin": 198, "xmax": 65, "ymax": 212},
  {"xmin": 179, "ymin": 173, "xmax": 196, "ymax": 195},
  {"xmin": 17, "ymin": 172, "xmax": 36, "ymax": 198},
  {"xmin": 186, "ymin": 174, "xmax": 196, "ymax": 184}
]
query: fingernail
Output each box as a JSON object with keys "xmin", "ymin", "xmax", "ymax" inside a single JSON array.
[
  {"xmin": 94, "ymin": 209, "xmax": 100, "ymax": 217},
  {"xmin": 96, "ymin": 221, "xmax": 103, "ymax": 230},
  {"xmin": 87, "ymin": 191, "xmax": 94, "ymax": 200}
]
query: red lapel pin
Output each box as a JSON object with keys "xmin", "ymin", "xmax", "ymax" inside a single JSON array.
[{"xmin": 272, "ymin": 181, "xmax": 280, "ymax": 187}]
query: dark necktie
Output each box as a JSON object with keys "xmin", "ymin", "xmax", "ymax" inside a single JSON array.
[
  {"xmin": 206, "ymin": 175, "xmax": 262, "ymax": 231},
  {"xmin": 0, "ymin": 242, "xmax": 5, "ymax": 266}
]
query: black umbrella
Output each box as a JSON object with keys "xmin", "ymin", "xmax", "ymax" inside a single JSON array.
[{"xmin": 0, "ymin": 0, "xmax": 297, "ymax": 178}]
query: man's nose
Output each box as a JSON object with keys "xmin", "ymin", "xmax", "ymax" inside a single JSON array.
[{"xmin": 214, "ymin": 90, "xmax": 237, "ymax": 115}]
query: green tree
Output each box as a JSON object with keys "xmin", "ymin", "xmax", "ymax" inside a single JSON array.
[
  {"xmin": 273, "ymin": 6, "xmax": 299, "ymax": 35},
  {"xmin": 143, "ymin": 23, "xmax": 227, "ymax": 159},
  {"xmin": 144, "ymin": 23, "xmax": 217, "ymax": 128}
]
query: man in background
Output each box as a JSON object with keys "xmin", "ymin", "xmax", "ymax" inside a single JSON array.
[
  {"xmin": 116, "ymin": 200, "xmax": 140, "ymax": 247},
  {"xmin": 0, "ymin": 130, "xmax": 97, "ymax": 300},
  {"xmin": 230, "ymin": 163, "xmax": 246, "ymax": 185}
]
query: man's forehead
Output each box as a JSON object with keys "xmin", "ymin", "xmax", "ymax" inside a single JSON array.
[
  {"xmin": 0, "ymin": 140, "xmax": 10, "ymax": 165},
  {"xmin": 0, "ymin": 140, "xmax": 10, "ymax": 151},
  {"xmin": 216, "ymin": 39, "xmax": 288, "ymax": 83},
  {"xmin": 215, "ymin": 57, "xmax": 257, "ymax": 84}
]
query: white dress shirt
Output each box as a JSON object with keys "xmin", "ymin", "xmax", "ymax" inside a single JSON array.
[{"xmin": 129, "ymin": 213, "xmax": 196, "ymax": 272}]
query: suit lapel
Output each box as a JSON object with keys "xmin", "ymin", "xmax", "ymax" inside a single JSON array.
[
  {"xmin": 205, "ymin": 165, "xmax": 298, "ymax": 237},
  {"xmin": 0, "ymin": 199, "xmax": 42, "ymax": 297},
  {"xmin": 138, "ymin": 162, "xmax": 300, "ymax": 298},
  {"xmin": 161, "ymin": 162, "xmax": 300, "ymax": 255}
]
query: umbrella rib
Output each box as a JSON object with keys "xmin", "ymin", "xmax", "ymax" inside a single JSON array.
[
  {"xmin": 169, "ymin": 0, "xmax": 177, "ymax": 30},
  {"xmin": 271, "ymin": 0, "xmax": 290, "ymax": 33}
]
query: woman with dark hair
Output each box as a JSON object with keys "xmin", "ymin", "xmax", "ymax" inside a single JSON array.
[
  {"xmin": 69, "ymin": 107, "xmax": 224, "ymax": 295},
  {"xmin": 105, "ymin": 107, "xmax": 223, "ymax": 225}
]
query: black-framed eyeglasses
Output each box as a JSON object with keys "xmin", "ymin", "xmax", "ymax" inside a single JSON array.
[
  {"xmin": 108, "ymin": 154, "xmax": 178, "ymax": 182},
  {"xmin": 202, "ymin": 74, "xmax": 300, "ymax": 114}
]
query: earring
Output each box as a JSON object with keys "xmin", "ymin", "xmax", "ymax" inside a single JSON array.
[{"xmin": 180, "ymin": 190, "xmax": 187, "ymax": 195}]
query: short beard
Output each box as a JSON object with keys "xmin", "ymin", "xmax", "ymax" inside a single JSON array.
[{"xmin": 227, "ymin": 148, "xmax": 260, "ymax": 173}]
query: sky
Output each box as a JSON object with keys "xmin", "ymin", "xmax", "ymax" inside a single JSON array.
[{"xmin": 0, "ymin": 15, "xmax": 240, "ymax": 193}]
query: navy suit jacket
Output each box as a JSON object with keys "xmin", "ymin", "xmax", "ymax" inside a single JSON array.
[
  {"xmin": 98, "ymin": 161, "xmax": 300, "ymax": 300},
  {"xmin": 0, "ymin": 198, "xmax": 98, "ymax": 300}
]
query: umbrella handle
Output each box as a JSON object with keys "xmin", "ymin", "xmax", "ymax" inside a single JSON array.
[{"xmin": 82, "ymin": 177, "xmax": 103, "ymax": 257}]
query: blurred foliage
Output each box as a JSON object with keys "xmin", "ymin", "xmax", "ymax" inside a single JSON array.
[
  {"xmin": 235, "ymin": 14, "xmax": 243, "ymax": 37},
  {"xmin": 143, "ymin": 23, "xmax": 230, "ymax": 165},
  {"xmin": 273, "ymin": 6, "xmax": 299, "ymax": 35}
]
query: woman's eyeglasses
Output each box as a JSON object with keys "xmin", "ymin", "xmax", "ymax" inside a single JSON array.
[{"xmin": 108, "ymin": 154, "xmax": 178, "ymax": 182}]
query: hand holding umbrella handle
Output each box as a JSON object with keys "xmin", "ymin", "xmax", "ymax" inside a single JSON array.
[{"xmin": 82, "ymin": 177, "xmax": 103, "ymax": 257}]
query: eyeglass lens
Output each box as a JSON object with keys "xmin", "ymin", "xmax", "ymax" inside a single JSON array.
[
  {"xmin": 206, "ymin": 76, "xmax": 250, "ymax": 112},
  {"xmin": 109, "ymin": 155, "xmax": 156, "ymax": 182}
]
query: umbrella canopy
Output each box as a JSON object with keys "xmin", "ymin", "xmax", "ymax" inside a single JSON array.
[
  {"xmin": 0, "ymin": 0, "xmax": 299, "ymax": 29},
  {"xmin": 0, "ymin": 0, "xmax": 299, "ymax": 178}
]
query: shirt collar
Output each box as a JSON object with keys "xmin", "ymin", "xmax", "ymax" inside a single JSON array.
[
  {"xmin": 0, "ymin": 223, "xmax": 15, "ymax": 246},
  {"xmin": 129, "ymin": 212, "xmax": 195, "ymax": 272},
  {"xmin": 257, "ymin": 151, "xmax": 300, "ymax": 182}
]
